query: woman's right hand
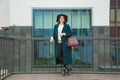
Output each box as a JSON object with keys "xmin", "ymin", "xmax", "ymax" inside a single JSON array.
[{"xmin": 50, "ymin": 37, "xmax": 54, "ymax": 42}]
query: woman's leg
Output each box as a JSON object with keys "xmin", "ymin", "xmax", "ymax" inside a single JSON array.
[
  {"xmin": 56, "ymin": 44, "xmax": 63, "ymax": 64},
  {"xmin": 56, "ymin": 44, "xmax": 72, "ymax": 76},
  {"xmin": 56, "ymin": 43, "xmax": 63, "ymax": 64},
  {"xmin": 61, "ymin": 65, "xmax": 66, "ymax": 76},
  {"xmin": 63, "ymin": 64, "xmax": 72, "ymax": 76},
  {"xmin": 56, "ymin": 44, "xmax": 65, "ymax": 76}
]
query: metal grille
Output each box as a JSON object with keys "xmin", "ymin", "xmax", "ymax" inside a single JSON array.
[{"xmin": 1, "ymin": 36, "xmax": 120, "ymax": 80}]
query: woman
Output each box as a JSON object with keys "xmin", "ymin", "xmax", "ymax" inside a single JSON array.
[{"xmin": 50, "ymin": 14, "xmax": 72, "ymax": 76}]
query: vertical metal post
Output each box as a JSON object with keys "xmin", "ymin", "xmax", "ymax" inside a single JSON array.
[
  {"xmin": 115, "ymin": 0, "xmax": 119, "ymax": 65},
  {"xmin": 18, "ymin": 39, "xmax": 21, "ymax": 72},
  {"xmin": 3, "ymin": 38, "xmax": 6, "ymax": 77},
  {"xmin": 37, "ymin": 40, "xmax": 39, "ymax": 71},
  {"xmin": 98, "ymin": 39, "xmax": 100, "ymax": 72},
  {"xmin": 25, "ymin": 40, "xmax": 27, "ymax": 72},
  {"xmin": 104, "ymin": 40, "xmax": 106, "ymax": 70},
  {"xmin": 0, "ymin": 38, "xmax": 1, "ymax": 79},
  {"xmin": 48, "ymin": 40, "xmax": 50, "ymax": 72},
  {"xmin": 12, "ymin": 38, "xmax": 14, "ymax": 73}
]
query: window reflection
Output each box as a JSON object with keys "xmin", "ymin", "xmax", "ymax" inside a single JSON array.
[
  {"xmin": 33, "ymin": 9, "xmax": 91, "ymax": 37},
  {"xmin": 33, "ymin": 9, "xmax": 92, "ymax": 65}
]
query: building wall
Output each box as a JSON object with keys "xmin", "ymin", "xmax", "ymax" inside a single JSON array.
[
  {"xmin": 0, "ymin": 0, "xmax": 9, "ymax": 29},
  {"xmin": 0, "ymin": 0, "xmax": 111, "ymax": 72},
  {"xmin": 9, "ymin": 0, "xmax": 110, "ymax": 26}
]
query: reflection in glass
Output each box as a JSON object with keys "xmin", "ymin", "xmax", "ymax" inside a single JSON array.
[
  {"xmin": 110, "ymin": 9, "xmax": 115, "ymax": 22},
  {"xmin": 118, "ymin": 9, "xmax": 120, "ymax": 22},
  {"xmin": 33, "ymin": 9, "xmax": 92, "ymax": 65}
]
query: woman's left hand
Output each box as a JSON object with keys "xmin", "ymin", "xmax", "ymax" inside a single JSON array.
[{"xmin": 60, "ymin": 33, "xmax": 66, "ymax": 37}]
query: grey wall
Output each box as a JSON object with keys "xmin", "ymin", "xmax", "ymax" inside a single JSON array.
[{"xmin": 0, "ymin": 26, "xmax": 32, "ymax": 37}]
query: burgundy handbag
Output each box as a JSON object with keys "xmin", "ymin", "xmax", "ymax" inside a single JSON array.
[{"xmin": 67, "ymin": 37, "xmax": 78, "ymax": 47}]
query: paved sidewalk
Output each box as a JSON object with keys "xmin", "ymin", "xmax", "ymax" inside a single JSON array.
[{"xmin": 5, "ymin": 74, "xmax": 120, "ymax": 80}]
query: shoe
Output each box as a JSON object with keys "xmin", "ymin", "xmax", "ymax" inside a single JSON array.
[
  {"xmin": 61, "ymin": 68, "xmax": 66, "ymax": 76},
  {"xmin": 66, "ymin": 66, "xmax": 72, "ymax": 76},
  {"xmin": 66, "ymin": 68, "xmax": 70, "ymax": 76}
]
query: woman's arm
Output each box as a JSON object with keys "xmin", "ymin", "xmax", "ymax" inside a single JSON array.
[{"xmin": 64, "ymin": 24, "xmax": 72, "ymax": 37}]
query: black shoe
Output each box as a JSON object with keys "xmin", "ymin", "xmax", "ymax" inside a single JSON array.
[
  {"xmin": 61, "ymin": 68, "xmax": 66, "ymax": 76},
  {"xmin": 66, "ymin": 68, "xmax": 70, "ymax": 76},
  {"xmin": 66, "ymin": 66, "xmax": 72, "ymax": 76}
]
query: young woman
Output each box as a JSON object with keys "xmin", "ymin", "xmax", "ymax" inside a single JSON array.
[{"xmin": 50, "ymin": 14, "xmax": 72, "ymax": 76}]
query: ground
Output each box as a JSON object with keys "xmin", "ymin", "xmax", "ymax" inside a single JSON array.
[{"xmin": 4, "ymin": 74, "xmax": 120, "ymax": 80}]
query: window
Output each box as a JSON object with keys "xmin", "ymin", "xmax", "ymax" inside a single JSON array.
[
  {"xmin": 118, "ymin": 9, "xmax": 120, "ymax": 22},
  {"xmin": 33, "ymin": 9, "xmax": 92, "ymax": 65},
  {"xmin": 33, "ymin": 9, "xmax": 92, "ymax": 37},
  {"xmin": 110, "ymin": 0, "xmax": 120, "ymax": 65},
  {"xmin": 110, "ymin": 0, "xmax": 120, "ymax": 8},
  {"xmin": 110, "ymin": 9, "xmax": 115, "ymax": 22}
]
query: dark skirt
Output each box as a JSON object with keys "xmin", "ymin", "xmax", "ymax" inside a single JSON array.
[{"xmin": 56, "ymin": 43, "xmax": 63, "ymax": 64}]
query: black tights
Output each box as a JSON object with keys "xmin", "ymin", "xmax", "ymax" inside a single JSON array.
[
  {"xmin": 56, "ymin": 44, "xmax": 63, "ymax": 64},
  {"xmin": 63, "ymin": 64, "xmax": 69, "ymax": 69}
]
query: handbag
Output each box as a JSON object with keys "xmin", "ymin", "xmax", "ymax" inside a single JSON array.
[{"xmin": 67, "ymin": 37, "xmax": 78, "ymax": 47}]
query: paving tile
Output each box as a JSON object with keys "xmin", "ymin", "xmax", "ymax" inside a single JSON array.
[{"xmin": 4, "ymin": 74, "xmax": 120, "ymax": 80}]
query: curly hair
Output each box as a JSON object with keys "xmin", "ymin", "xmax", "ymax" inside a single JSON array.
[{"xmin": 56, "ymin": 14, "xmax": 68, "ymax": 24}]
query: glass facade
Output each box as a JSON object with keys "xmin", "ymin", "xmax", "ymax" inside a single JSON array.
[
  {"xmin": 110, "ymin": 0, "xmax": 120, "ymax": 7},
  {"xmin": 110, "ymin": 9, "xmax": 120, "ymax": 26},
  {"xmin": 110, "ymin": 0, "xmax": 120, "ymax": 65},
  {"xmin": 33, "ymin": 9, "xmax": 92, "ymax": 37},
  {"xmin": 33, "ymin": 9, "xmax": 92, "ymax": 65}
]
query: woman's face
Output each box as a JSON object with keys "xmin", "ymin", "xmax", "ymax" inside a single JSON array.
[{"xmin": 59, "ymin": 16, "xmax": 65, "ymax": 24}]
